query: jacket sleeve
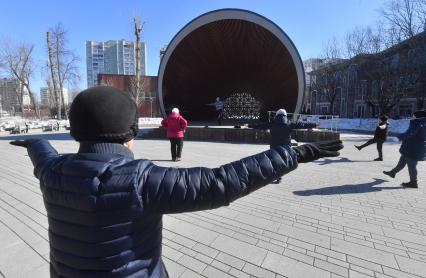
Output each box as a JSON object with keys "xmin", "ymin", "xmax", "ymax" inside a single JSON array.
[
  {"xmin": 26, "ymin": 139, "xmax": 60, "ymax": 179},
  {"xmin": 248, "ymin": 122, "xmax": 271, "ymax": 129},
  {"xmin": 180, "ymin": 117, "xmax": 188, "ymax": 130},
  {"xmin": 136, "ymin": 145, "xmax": 298, "ymax": 214},
  {"xmin": 290, "ymin": 122, "xmax": 317, "ymax": 129},
  {"xmin": 161, "ymin": 118, "xmax": 167, "ymax": 127},
  {"xmin": 398, "ymin": 121, "xmax": 419, "ymax": 141}
]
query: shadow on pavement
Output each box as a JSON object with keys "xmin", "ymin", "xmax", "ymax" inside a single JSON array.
[
  {"xmin": 293, "ymin": 178, "xmax": 402, "ymax": 196},
  {"xmin": 314, "ymin": 157, "xmax": 373, "ymax": 165}
]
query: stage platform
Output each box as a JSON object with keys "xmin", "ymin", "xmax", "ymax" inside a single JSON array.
[{"xmin": 140, "ymin": 125, "xmax": 340, "ymax": 144}]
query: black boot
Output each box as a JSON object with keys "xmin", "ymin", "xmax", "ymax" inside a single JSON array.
[
  {"xmin": 402, "ymin": 180, "xmax": 418, "ymax": 188},
  {"xmin": 383, "ymin": 170, "xmax": 395, "ymax": 178},
  {"xmin": 355, "ymin": 145, "xmax": 361, "ymax": 151},
  {"xmin": 374, "ymin": 157, "xmax": 383, "ymax": 161}
]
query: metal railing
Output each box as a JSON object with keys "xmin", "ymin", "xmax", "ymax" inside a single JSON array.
[{"xmin": 267, "ymin": 111, "xmax": 340, "ymax": 132}]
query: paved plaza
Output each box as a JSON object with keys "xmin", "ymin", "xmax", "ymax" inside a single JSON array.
[{"xmin": 0, "ymin": 131, "xmax": 425, "ymax": 278}]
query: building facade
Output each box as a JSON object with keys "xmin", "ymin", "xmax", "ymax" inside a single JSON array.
[
  {"xmin": 306, "ymin": 32, "xmax": 426, "ymax": 118},
  {"xmin": 86, "ymin": 40, "xmax": 147, "ymax": 88},
  {"xmin": 39, "ymin": 87, "xmax": 69, "ymax": 108},
  {"xmin": 98, "ymin": 74, "xmax": 159, "ymax": 117},
  {"xmin": 0, "ymin": 78, "xmax": 32, "ymax": 114}
]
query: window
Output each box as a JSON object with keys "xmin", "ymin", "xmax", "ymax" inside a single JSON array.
[
  {"xmin": 360, "ymin": 80, "xmax": 367, "ymax": 97},
  {"xmin": 355, "ymin": 104, "xmax": 366, "ymax": 118},
  {"xmin": 390, "ymin": 54, "xmax": 399, "ymax": 68},
  {"xmin": 320, "ymin": 106, "xmax": 328, "ymax": 115},
  {"xmin": 399, "ymin": 104, "xmax": 413, "ymax": 117}
]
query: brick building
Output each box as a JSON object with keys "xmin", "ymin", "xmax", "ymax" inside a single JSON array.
[
  {"xmin": 306, "ymin": 31, "xmax": 426, "ymax": 118},
  {"xmin": 98, "ymin": 74, "xmax": 160, "ymax": 117}
]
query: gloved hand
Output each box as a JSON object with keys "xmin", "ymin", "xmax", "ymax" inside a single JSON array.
[
  {"xmin": 293, "ymin": 140, "xmax": 343, "ymax": 163},
  {"xmin": 9, "ymin": 139, "xmax": 37, "ymax": 148}
]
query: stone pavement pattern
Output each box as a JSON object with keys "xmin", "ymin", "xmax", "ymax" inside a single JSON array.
[{"xmin": 0, "ymin": 131, "xmax": 425, "ymax": 278}]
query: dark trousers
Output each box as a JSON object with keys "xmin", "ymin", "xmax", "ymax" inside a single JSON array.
[
  {"xmin": 392, "ymin": 155, "xmax": 418, "ymax": 181},
  {"xmin": 359, "ymin": 138, "xmax": 384, "ymax": 159},
  {"xmin": 169, "ymin": 138, "xmax": 183, "ymax": 160},
  {"xmin": 217, "ymin": 109, "xmax": 223, "ymax": 126}
]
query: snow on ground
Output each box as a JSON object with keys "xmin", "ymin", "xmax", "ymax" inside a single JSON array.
[{"xmin": 317, "ymin": 117, "xmax": 410, "ymax": 134}]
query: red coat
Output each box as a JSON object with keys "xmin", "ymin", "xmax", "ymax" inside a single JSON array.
[{"xmin": 161, "ymin": 112, "xmax": 188, "ymax": 138}]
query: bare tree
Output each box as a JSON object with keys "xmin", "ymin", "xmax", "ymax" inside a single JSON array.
[
  {"xmin": 380, "ymin": 0, "xmax": 424, "ymax": 45},
  {"xmin": 344, "ymin": 25, "xmax": 385, "ymax": 58},
  {"xmin": 46, "ymin": 23, "xmax": 80, "ymax": 120},
  {"xmin": 133, "ymin": 17, "xmax": 144, "ymax": 104},
  {"xmin": 321, "ymin": 37, "xmax": 342, "ymax": 61},
  {"xmin": 363, "ymin": 58, "xmax": 415, "ymax": 115},
  {"xmin": 0, "ymin": 40, "xmax": 39, "ymax": 117},
  {"xmin": 310, "ymin": 65, "xmax": 341, "ymax": 115}
]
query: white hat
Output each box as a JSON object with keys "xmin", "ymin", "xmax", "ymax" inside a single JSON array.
[
  {"xmin": 172, "ymin": 108, "xmax": 179, "ymax": 113},
  {"xmin": 216, "ymin": 97, "xmax": 220, "ymax": 101},
  {"xmin": 276, "ymin": 109, "xmax": 287, "ymax": 116}
]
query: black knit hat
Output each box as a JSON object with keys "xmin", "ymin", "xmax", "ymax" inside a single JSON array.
[
  {"xmin": 414, "ymin": 109, "xmax": 426, "ymax": 118},
  {"xmin": 69, "ymin": 86, "xmax": 138, "ymax": 143},
  {"xmin": 379, "ymin": 115, "xmax": 388, "ymax": 122}
]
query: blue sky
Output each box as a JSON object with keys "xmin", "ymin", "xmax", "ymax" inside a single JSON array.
[{"xmin": 0, "ymin": 0, "xmax": 385, "ymax": 94}]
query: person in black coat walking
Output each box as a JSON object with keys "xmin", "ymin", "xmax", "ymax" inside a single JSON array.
[
  {"xmin": 383, "ymin": 110, "xmax": 426, "ymax": 188},
  {"xmin": 355, "ymin": 115, "xmax": 389, "ymax": 161},
  {"xmin": 247, "ymin": 108, "xmax": 317, "ymax": 183},
  {"xmin": 10, "ymin": 87, "xmax": 343, "ymax": 278}
]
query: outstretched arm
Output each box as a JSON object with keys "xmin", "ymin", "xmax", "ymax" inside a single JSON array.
[
  {"xmin": 137, "ymin": 145, "xmax": 297, "ymax": 214},
  {"xmin": 10, "ymin": 139, "xmax": 60, "ymax": 179},
  {"xmin": 248, "ymin": 122, "xmax": 272, "ymax": 130},
  {"xmin": 290, "ymin": 122, "xmax": 317, "ymax": 129}
]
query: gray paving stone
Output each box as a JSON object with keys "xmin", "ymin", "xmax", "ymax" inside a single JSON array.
[
  {"xmin": 395, "ymin": 255, "xmax": 426, "ymax": 277},
  {"xmin": 277, "ymin": 224, "xmax": 331, "ymax": 248},
  {"xmin": 1, "ymin": 133, "xmax": 426, "ymax": 277},
  {"xmin": 177, "ymin": 255, "xmax": 207, "ymax": 273},
  {"xmin": 262, "ymin": 252, "xmax": 330, "ymax": 278},
  {"xmin": 331, "ymin": 238, "xmax": 398, "ymax": 268},
  {"xmin": 315, "ymin": 259, "xmax": 349, "ymax": 277},
  {"xmin": 210, "ymin": 235, "xmax": 267, "ymax": 266}
]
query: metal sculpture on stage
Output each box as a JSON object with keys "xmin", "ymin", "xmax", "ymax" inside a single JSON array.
[
  {"xmin": 158, "ymin": 9, "xmax": 305, "ymax": 121},
  {"xmin": 223, "ymin": 93, "xmax": 262, "ymax": 120}
]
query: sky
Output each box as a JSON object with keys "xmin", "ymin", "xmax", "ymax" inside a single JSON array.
[{"xmin": 0, "ymin": 0, "xmax": 386, "ymax": 96}]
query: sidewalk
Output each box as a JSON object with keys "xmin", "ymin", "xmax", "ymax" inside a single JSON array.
[{"xmin": 0, "ymin": 132, "xmax": 425, "ymax": 278}]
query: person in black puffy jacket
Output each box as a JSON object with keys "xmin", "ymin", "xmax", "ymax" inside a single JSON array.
[
  {"xmin": 355, "ymin": 115, "xmax": 389, "ymax": 161},
  {"xmin": 247, "ymin": 108, "xmax": 317, "ymax": 183},
  {"xmin": 10, "ymin": 86, "xmax": 343, "ymax": 278}
]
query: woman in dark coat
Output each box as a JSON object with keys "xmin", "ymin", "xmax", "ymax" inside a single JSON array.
[
  {"xmin": 9, "ymin": 86, "xmax": 342, "ymax": 278},
  {"xmin": 355, "ymin": 115, "xmax": 389, "ymax": 161},
  {"xmin": 383, "ymin": 110, "xmax": 426, "ymax": 188}
]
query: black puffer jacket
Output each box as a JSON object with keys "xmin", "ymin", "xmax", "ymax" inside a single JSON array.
[
  {"xmin": 27, "ymin": 139, "xmax": 298, "ymax": 278},
  {"xmin": 249, "ymin": 114, "xmax": 317, "ymax": 147},
  {"xmin": 373, "ymin": 121, "xmax": 389, "ymax": 141}
]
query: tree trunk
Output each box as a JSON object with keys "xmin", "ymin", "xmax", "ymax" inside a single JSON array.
[
  {"xmin": 47, "ymin": 31, "xmax": 61, "ymax": 120},
  {"xmin": 134, "ymin": 18, "xmax": 141, "ymax": 104},
  {"xmin": 56, "ymin": 35, "xmax": 68, "ymax": 120}
]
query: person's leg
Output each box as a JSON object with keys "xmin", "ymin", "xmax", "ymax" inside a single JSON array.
[
  {"xmin": 356, "ymin": 138, "xmax": 376, "ymax": 150},
  {"xmin": 383, "ymin": 155, "xmax": 406, "ymax": 178},
  {"xmin": 176, "ymin": 138, "xmax": 183, "ymax": 160},
  {"xmin": 407, "ymin": 159, "xmax": 418, "ymax": 181},
  {"xmin": 170, "ymin": 138, "xmax": 177, "ymax": 161},
  {"xmin": 375, "ymin": 141, "xmax": 383, "ymax": 161},
  {"xmin": 217, "ymin": 109, "xmax": 223, "ymax": 126}
]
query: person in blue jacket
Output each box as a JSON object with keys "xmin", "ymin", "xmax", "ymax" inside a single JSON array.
[
  {"xmin": 383, "ymin": 110, "xmax": 426, "ymax": 188},
  {"xmin": 10, "ymin": 86, "xmax": 342, "ymax": 278},
  {"xmin": 247, "ymin": 108, "xmax": 317, "ymax": 183}
]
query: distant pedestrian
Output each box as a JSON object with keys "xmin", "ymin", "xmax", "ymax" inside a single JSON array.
[
  {"xmin": 56, "ymin": 121, "xmax": 60, "ymax": 131},
  {"xmin": 25, "ymin": 122, "xmax": 29, "ymax": 134},
  {"xmin": 355, "ymin": 115, "xmax": 389, "ymax": 161},
  {"xmin": 247, "ymin": 108, "xmax": 319, "ymax": 183},
  {"xmin": 161, "ymin": 108, "xmax": 188, "ymax": 161},
  {"xmin": 383, "ymin": 110, "xmax": 426, "ymax": 188},
  {"xmin": 207, "ymin": 97, "xmax": 224, "ymax": 125}
]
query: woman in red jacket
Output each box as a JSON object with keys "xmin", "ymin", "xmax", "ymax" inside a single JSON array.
[{"xmin": 161, "ymin": 108, "xmax": 188, "ymax": 161}]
